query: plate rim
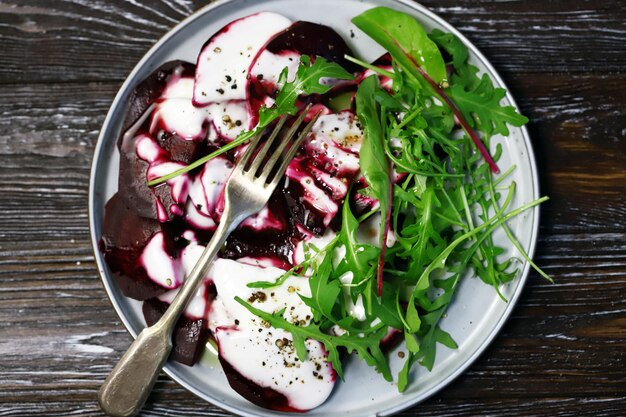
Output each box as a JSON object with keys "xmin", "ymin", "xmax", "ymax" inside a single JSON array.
[{"xmin": 88, "ymin": 0, "xmax": 541, "ymax": 415}]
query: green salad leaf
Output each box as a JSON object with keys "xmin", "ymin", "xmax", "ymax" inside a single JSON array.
[
  {"xmin": 448, "ymin": 74, "xmax": 529, "ymax": 136},
  {"xmin": 352, "ymin": 6, "xmax": 447, "ymax": 84},
  {"xmin": 356, "ymin": 75, "xmax": 393, "ymax": 296}
]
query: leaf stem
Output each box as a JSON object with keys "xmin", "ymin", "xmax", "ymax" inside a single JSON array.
[{"xmin": 344, "ymin": 54, "xmax": 396, "ymax": 79}]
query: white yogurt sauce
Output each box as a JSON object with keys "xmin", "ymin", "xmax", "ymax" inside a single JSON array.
[
  {"xmin": 207, "ymin": 258, "xmax": 335, "ymax": 410},
  {"xmin": 250, "ymin": 49, "xmax": 301, "ymax": 85},
  {"xmin": 157, "ymin": 241, "xmax": 212, "ymax": 318},
  {"xmin": 140, "ymin": 231, "xmax": 181, "ymax": 289},
  {"xmin": 193, "ymin": 12, "xmax": 292, "ymax": 105}
]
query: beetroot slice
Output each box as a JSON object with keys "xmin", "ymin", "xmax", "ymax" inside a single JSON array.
[
  {"xmin": 155, "ymin": 130, "xmax": 207, "ymax": 164},
  {"xmin": 100, "ymin": 193, "xmax": 168, "ymax": 300},
  {"xmin": 218, "ymin": 354, "xmax": 300, "ymax": 413},
  {"xmin": 246, "ymin": 21, "xmax": 358, "ymax": 125},
  {"xmin": 142, "ymin": 298, "xmax": 208, "ymax": 366},
  {"xmin": 265, "ymin": 21, "xmax": 359, "ymax": 72},
  {"xmin": 121, "ymin": 60, "xmax": 195, "ymax": 141},
  {"xmin": 118, "ymin": 133, "xmax": 182, "ymax": 221}
]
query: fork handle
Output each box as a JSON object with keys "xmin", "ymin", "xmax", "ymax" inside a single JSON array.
[
  {"xmin": 99, "ymin": 209, "xmax": 240, "ymax": 417},
  {"xmin": 98, "ymin": 320, "xmax": 172, "ymax": 417}
]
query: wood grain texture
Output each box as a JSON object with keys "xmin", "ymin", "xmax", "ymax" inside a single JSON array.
[{"xmin": 0, "ymin": 0, "xmax": 625, "ymax": 416}]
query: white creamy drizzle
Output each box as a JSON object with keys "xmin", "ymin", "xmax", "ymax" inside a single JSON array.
[
  {"xmin": 152, "ymin": 76, "xmax": 250, "ymax": 142},
  {"xmin": 184, "ymin": 200, "xmax": 216, "ymax": 230},
  {"xmin": 306, "ymin": 128, "xmax": 361, "ymax": 176},
  {"xmin": 308, "ymin": 165, "xmax": 348, "ymax": 200},
  {"xmin": 135, "ymin": 134, "xmax": 165, "ymax": 162},
  {"xmin": 216, "ymin": 327, "xmax": 334, "ymax": 410},
  {"xmin": 208, "ymin": 101, "xmax": 250, "ymax": 139},
  {"xmin": 250, "ymin": 50, "xmax": 301, "ymax": 85},
  {"xmin": 152, "ymin": 77, "xmax": 208, "ymax": 140},
  {"xmin": 292, "ymin": 225, "xmax": 337, "ymax": 266},
  {"xmin": 207, "ymin": 258, "xmax": 335, "ymax": 409},
  {"xmin": 193, "ymin": 12, "xmax": 292, "ymax": 105},
  {"xmin": 236, "ymin": 256, "xmax": 286, "ymax": 269},
  {"xmin": 157, "ymin": 241, "xmax": 213, "ymax": 319},
  {"xmin": 338, "ymin": 271, "xmax": 366, "ymax": 321},
  {"xmin": 208, "ymin": 259, "xmax": 312, "ymax": 329},
  {"xmin": 313, "ymin": 112, "xmax": 364, "ymax": 153},
  {"xmin": 285, "ymin": 165, "xmax": 338, "ymax": 226},
  {"xmin": 140, "ymin": 232, "xmax": 181, "ymax": 289},
  {"xmin": 186, "ymin": 157, "xmax": 233, "ymax": 224},
  {"xmin": 240, "ymin": 205, "xmax": 285, "ymax": 231}
]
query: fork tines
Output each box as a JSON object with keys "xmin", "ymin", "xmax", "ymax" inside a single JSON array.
[{"xmin": 239, "ymin": 107, "xmax": 321, "ymax": 187}]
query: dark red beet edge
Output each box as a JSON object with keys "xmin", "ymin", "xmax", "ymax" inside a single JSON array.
[
  {"xmin": 217, "ymin": 344, "xmax": 303, "ymax": 413},
  {"xmin": 247, "ymin": 20, "xmax": 359, "ymax": 126},
  {"xmin": 121, "ymin": 60, "xmax": 195, "ymax": 143},
  {"xmin": 143, "ymin": 298, "xmax": 209, "ymax": 366}
]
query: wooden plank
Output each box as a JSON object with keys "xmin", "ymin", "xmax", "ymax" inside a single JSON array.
[{"xmin": 0, "ymin": 1, "xmax": 625, "ymax": 84}]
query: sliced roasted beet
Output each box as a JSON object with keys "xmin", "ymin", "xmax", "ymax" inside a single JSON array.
[
  {"xmin": 282, "ymin": 180, "xmax": 327, "ymax": 236},
  {"xmin": 266, "ymin": 21, "xmax": 359, "ymax": 73},
  {"xmin": 155, "ymin": 130, "xmax": 207, "ymax": 164},
  {"xmin": 122, "ymin": 61, "xmax": 195, "ymax": 141},
  {"xmin": 193, "ymin": 12, "xmax": 292, "ymax": 106},
  {"xmin": 214, "ymin": 326, "xmax": 335, "ymax": 411},
  {"xmin": 118, "ymin": 133, "xmax": 180, "ymax": 221},
  {"xmin": 218, "ymin": 354, "xmax": 298, "ymax": 412},
  {"xmin": 142, "ymin": 298, "xmax": 208, "ymax": 366},
  {"xmin": 100, "ymin": 193, "xmax": 168, "ymax": 300},
  {"xmin": 222, "ymin": 193, "xmax": 294, "ymax": 266},
  {"xmin": 247, "ymin": 21, "xmax": 358, "ymax": 126}
]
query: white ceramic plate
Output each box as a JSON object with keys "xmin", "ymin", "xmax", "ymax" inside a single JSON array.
[{"xmin": 89, "ymin": 0, "xmax": 540, "ymax": 416}]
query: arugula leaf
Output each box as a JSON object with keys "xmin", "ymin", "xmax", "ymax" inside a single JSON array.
[
  {"xmin": 371, "ymin": 283, "xmax": 404, "ymax": 329},
  {"xmin": 236, "ymin": 296, "xmax": 392, "ymax": 381},
  {"xmin": 259, "ymin": 55, "xmax": 354, "ymax": 125},
  {"xmin": 352, "ymin": 6, "xmax": 447, "ymax": 84},
  {"xmin": 356, "ymin": 75, "xmax": 393, "ymax": 296},
  {"xmin": 148, "ymin": 55, "xmax": 354, "ymax": 186},
  {"xmin": 429, "ymin": 29, "xmax": 468, "ymax": 71},
  {"xmin": 300, "ymin": 252, "xmax": 342, "ymax": 322},
  {"xmin": 448, "ymin": 73, "xmax": 529, "ymax": 136},
  {"xmin": 337, "ymin": 193, "xmax": 379, "ymax": 276},
  {"xmin": 353, "ymin": 8, "xmax": 501, "ymax": 174}
]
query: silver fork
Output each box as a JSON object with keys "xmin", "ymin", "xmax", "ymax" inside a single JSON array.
[{"xmin": 98, "ymin": 108, "xmax": 320, "ymax": 417}]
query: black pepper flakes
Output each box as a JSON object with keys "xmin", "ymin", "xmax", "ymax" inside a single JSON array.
[{"xmin": 248, "ymin": 291, "xmax": 267, "ymax": 303}]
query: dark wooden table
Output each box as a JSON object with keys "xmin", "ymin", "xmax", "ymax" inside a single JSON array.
[{"xmin": 1, "ymin": 1, "xmax": 625, "ymax": 416}]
